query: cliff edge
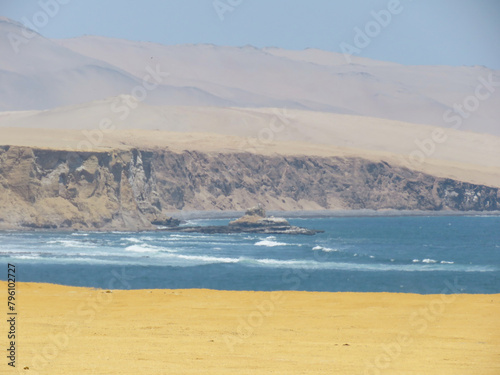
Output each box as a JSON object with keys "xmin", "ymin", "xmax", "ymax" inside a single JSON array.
[{"xmin": 0, "ymin": 145, "xmax": 498, "ymax": 230}]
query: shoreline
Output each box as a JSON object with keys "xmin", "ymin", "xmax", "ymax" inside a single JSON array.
[
  {"xmin": 168, "ymin": 209, "xmax": 500, "ymax": 220},
  {"xmin": 0, "ymin": 209, "xmax": 499, "ymax": 232},
  {"xmin": 4, "ymin": 281, "xmax": 499, "ymax": 374},
  {"xmin": 2, "ymin": 281, "xmax": 499, "ymax": 295}
]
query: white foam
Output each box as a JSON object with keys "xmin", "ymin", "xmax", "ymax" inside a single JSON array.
[
  {"xmin": 71, "ymin": 233, "xmax": 89, "ymax": 236},
  {"xmin": 47, "ymin": 239, "xmax": 96, "ymax": 248},
  {"xmin": 180, "ymin": 220, "xmax": 200, "ymax": 226},
  {"xmin": 124, "ymin": 244, "xmax": 174, "ymax": 253},
  {"xmin": 255, "ymin": 237, "xmax": 287, "ymax": 247},
  {"xmin": 168, "ymin": 234, "xmax": 210, "ymax": 240},
  {"xmin": 125, "ymin": 237, "xmax": 155, "ymax": 243},
  {"xmin": 422, "ymin": 259, "xmax": 437, "ymax": 263},
  {"xmin": 176, "ymin": 254, "xmax": 239, "ymax": 264},
  {"xmin": 251, "ymin": 258, "xmax": 311, "ymax": 267},
  {"xmin": 412, "ymin": 259, "xmax": 420, "ymax": 263},
  {"xmin": 241, "ymin": 258, "xmax": 496, "ymax": 272},
  {"xmin": 312, "ymin": 245, "xmax": 338, "ymax": 252},
  {"xmin": 125, "ymin": 237, "xmax": 142, "ymax": 243},
  {"xmin": 12, "ymin": 254, "xmax": 40, "ymax": 260},
  {"xmin": 440, "ymin": 260, "xmax": 454, "ymax": 264}
]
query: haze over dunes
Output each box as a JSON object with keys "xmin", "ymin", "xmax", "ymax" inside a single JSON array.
[{"xmin": 1, "ymin": 16, "xmax": 499, "ymax": 135}]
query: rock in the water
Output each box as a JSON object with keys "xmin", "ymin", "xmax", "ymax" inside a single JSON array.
[
  {"xmin": 151, "ymin": 216, "xmax": 181, "ymax": 227},
  {"xmin": 244, "ymin": 205, "xmax": 266, "ymax": 218},
  {"xmin": 161, "ymin": 207, "xmax": 323, "ymax": 235},
  {"xmin": 229, "ymin": 205, "xmax": 289, "ymax": 228},
  {"xmin": 229, "ymin": 214, "xmax": 290, "ymax": 228}
]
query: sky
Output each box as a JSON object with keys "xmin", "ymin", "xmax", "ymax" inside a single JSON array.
[{"xmin": 1, "ymin": 0, "xmax": 499, "ymax": 69}]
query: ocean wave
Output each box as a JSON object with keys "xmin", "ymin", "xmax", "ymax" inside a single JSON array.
[
  {"xmin": 125, "ymin": 236, "xmax": 158, "ymax": 242},
  {"xmin": 175, "ymin": 254, "xmax": 239, "ymax": 264},
  {"xmin": 125, "ymin": 237, "xmax": 143, "ymax": 243},
  {"xmin": 255, "ymin": 237, "xmax": 287, "ymax": 247},
  {"xmin": 54, "ymin": 257, "xmax": 127, "ymax": 265},
  {"xmin": 422, "ymin": 259, "xmax": 437, "ymax": 264},
  {"xmin": 125, "ymin": 244, "xmax": 176, "ymax": 253},
  {"xmin": 312, "ymin": 245, "xmax": 338, "ymax": 252},
  {"xmin": 440, "ymin": 260, "xmax": 454, "ymax": 264},
  {"xmin": 71, "ymin": 233, "xmax": 89, "ymax": 237},
  {"xmin": 181, "ymin": 220, "xmax": 202, "ymax": 226},
  {"xmin": 167, "ymin": 234, "xmax": 211, "ymax": 240},
  {"xmin": 238, "ymin": 258, "xmax": 496, "ymax": 272},
  {"xmin": 46, "ymin": 239, "xmax": 96, "ymax": 248},
  {"xmin": 12, "ymin": 254, "xmax": 41, "ymax": 260}
]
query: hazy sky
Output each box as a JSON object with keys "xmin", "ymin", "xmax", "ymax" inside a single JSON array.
[{"xmin": 1, "ymin": 0, "xmax": 499, "ymax": 69}]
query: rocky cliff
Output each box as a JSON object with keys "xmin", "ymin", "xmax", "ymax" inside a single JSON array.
[
  {"xmin": 0, "ymin": 146, "xmax": 170, "ymax": 230},
  {"xmin": 0, "ymin": 146, "xmax": 498, "ymax": 230}
]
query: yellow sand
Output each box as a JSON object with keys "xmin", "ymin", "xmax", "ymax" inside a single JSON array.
[{"xmin": 2, "ymin": 282, "xmax": 499, "ymax": 374}]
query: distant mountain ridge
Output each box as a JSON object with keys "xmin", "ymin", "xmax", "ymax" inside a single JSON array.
[{"xmin": 1, "ymin": 16, "xmax": 499, "ymax": 135}]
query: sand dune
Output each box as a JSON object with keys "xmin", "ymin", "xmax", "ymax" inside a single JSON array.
[
  {"xmin": 1, "ymin": 99, "xmax": 499, "ymax": 187},
  {"xmin": 1, "ymin": 17, "xmax": 499, "ymax": 135},
  {"xmin": 6, "ymin": 282, "xmax": 499, "ymax": 374},
  {"xmin": 0, "ymin": 17, "xmax": 232, "ymax": 111},
  {"xmin": 56, "ymin": 35, "xmax": 500, "ymax": 135}
]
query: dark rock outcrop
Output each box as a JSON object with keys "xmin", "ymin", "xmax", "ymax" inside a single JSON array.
[
  {"xmin": 161, "ymin": 206, "xmax": 323, "ymax": 235},
  {"xmin": 151, "ymin": 217, "xmax": 181, "ymax": 227}
]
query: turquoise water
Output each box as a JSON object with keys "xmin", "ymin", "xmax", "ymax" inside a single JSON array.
[{"xmin": 1, "ymin": 216, "xmax": 499, "ymax": 293}]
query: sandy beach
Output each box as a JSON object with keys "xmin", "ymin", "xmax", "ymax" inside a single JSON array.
[{"xmin": 3, "ymin": 282, "xmax": 499, "ymax": 374}]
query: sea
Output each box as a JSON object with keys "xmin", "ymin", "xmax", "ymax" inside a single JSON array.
[{"xmin": 1, "ymin": 216, "xmax": 499, "ymax": 294}]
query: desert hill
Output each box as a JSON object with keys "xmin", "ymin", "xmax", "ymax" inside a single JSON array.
[
  {"xmin": 1, "ymin": 98, "xmax": 499, "ymax": 188},
  {"xmin": 1, "ymin": 16, "xmax": 499, "ymax": 135}
]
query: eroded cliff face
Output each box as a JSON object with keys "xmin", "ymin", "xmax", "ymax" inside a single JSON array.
[
  {"xmin": 0, "ymin": 146, "xmax": 166, "ymax": 230},
  {"xmin": 153, "ymin": 151, "xmax": 499, "ymax": 212},
  {"xmin": 0, "ymin": 146, "xmax": 498, "ymax": 230}
]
